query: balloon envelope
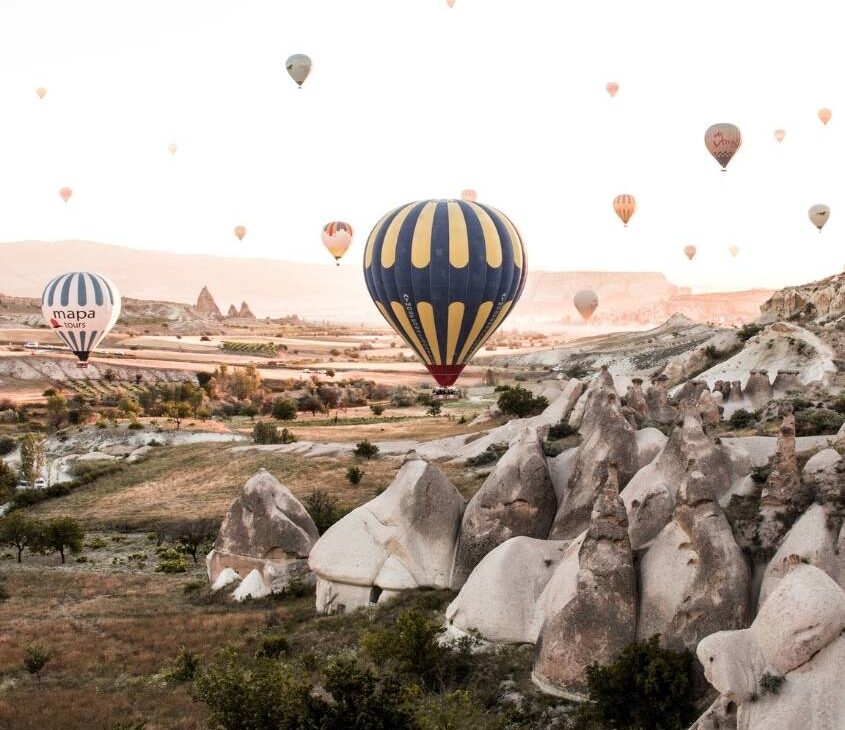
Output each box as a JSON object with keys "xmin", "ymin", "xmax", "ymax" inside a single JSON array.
[
  {"xmin": 363, "ymin": 199, "xmax": 527, "ymax": 386},
  {"xmin": 41, "ymin": 272, "xmax": 121, "ymax": 364},
  {"xmin": 36, "ymin": 87, "xmax": 47, "ymax": 99},
  {"xmin": 704, "ymin": 123, "xmax": 742, "ymax": 170},
  {"xmin": 446, "ymin": 0, "xmax": 456, "ymax": 6},
  {"xmin": 286, "ymin": 54, "xmax": 312, "ymax": 87},
  {"xmin": 322, "ymin": 221, "xmax": 354, "ymax": 264},
  {"xmin": 774, "ymin": 129, "xmax": 786, "ymax": 142},
  {"xmin": 612, "ymin": 194, "xmax": 636, "ymax": 226},
  {"xmin": 606, "ymin": 81, "xmax": 619, "ymax": 97},
  {"xmin": 234, "ymin": 226, "xmax": 246, "ymax": 241},
  {"xmin": 808, "ymin": 204, "xmax": 830, "ymax": 231},
  {"xmin": 168, "ymin": 143, "xmax": 178, "ymax": 155},
  {"xmin": 818, "ymin": 108, "xmax": 832, "ymax": 125},
  {"xmin": 59, "ymin": 187, "xmax": 72, "ymax": 203},
  {"xmin": 460, "ymin": 189, "xmax": 477, "ymax": 202},
  {"xmin": 573, "ymin": 290, "xmax": 599, "ymax": 321},
  {"xmin": 729, "ymin": 245, "xmax": 739, "ymax": 258},
  {"xmin": 684, "ymin": 245, "xmax": 697, "ymax": 260}
]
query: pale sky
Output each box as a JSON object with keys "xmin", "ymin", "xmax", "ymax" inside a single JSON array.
[{"xmin": 1, "ymin": 0, "xmax": 843, "ymax": 292}]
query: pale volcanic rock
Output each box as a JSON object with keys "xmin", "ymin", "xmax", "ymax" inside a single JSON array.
[
  {"xmin": 452, "ymin": 428, "xmax": 556, "ymax": 586},
  {"xmin": 645, "ymin": 373, "xmax": 679, "ymax": 425},
  {"xmin": 309, "ymin": 458, "xmax": 465, "ymax": 614},
  {"xmin": 771, "ymin": 369, "xmax": 803, "ymax": 397},
  {"xmin": 698, "ymin": 389, "xmax": 722, "ymax": 428},
  {"xmin": 549, "ymin": 381, "xmax": 638, "ymax": 540},
  {"xmin": 238, "ymin": 301, "xmax": 256, "ymax": 319},
  {"xmin": 624, "ymin": 377, "xmax": 649, "ymax": 422},
  {"xmin": 195, "ymin": 285, "xmax": 223, "ymax": 318},
  {"xmin": 445, "ymin": 537, "xmax": 570, "ymax": 644},
  {"xmin": 532, "ymin": 466, "xmax": 637, "ymax": 699},
  {"xmin": 837, "ymin": 420, "xmax": 845, "ymax": 448},
  {"xmin": 226, "ymin": 304, "xmax": 238, "ymax": 318},
  {"xmin": 673, "ymin": 380, "xmax": 709, "ymax": 410},
  {"xmin": 802, "ymin": 448, "xmax": 843, "ymax": 507},
  {"xmin": 232, "ymin": 569, "xmax": 271, "ymax": 602},
  {"xmin": 569, "ymin": 366, "xmax": 615, "ymax": 429},
  {"xmin": 743, "ymin": 370, "xmax": 774, "ymax": 410},
  {"xmin": 635, "ymin": 427, "xmax": 668, "ymax": 469},
  {"xmin": 206, "ymin": 469, "xmax": 319, "ymax": 593},
  {"xmin": 758, "ymin": 408, "xmax": 802, "ymax": 547},
  {"xmin": 637, "ymin": 469, "xmax": 750, "ymax": 650},
  {"xmin": 759, "ymin": 271, "xmax": 845, "ymax": 325}
]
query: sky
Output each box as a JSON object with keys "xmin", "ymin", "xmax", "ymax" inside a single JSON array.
[{"xmin": 0, "ymin": 0, "xmax": 843, "ymax": 293}]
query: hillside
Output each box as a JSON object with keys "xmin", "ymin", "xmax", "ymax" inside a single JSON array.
[
  {"xmin": 4, "ymin": 240, "xmax": 772, "ymax": 326},
  {"xmin": 759, "ymin": 270, "xmax": 845, "ymax": 326}
]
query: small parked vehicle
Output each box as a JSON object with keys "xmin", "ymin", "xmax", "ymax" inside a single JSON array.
[{"xmin": 24, "ymin": 341, "xmax": 39, "ymax": 349}]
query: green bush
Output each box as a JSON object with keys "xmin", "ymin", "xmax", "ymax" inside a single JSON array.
[
  {"xmin": 255, "ymin": 633, "xmax": 289, "ymax": 659},
  {"xmin": 728, "ymin": 408, "xmax": 757, "ymax": 430},
  {"xmin": 23, "ymin": 644, "xmax": 52, "ymax": 681},
  {"xmin": 0, "ymin": 436, "xmax": 15, "ymax": 456},
  {"xmin": 547, "ymin": 420, "xmax": 578, "ymax": 439},
  {"xmin": 794, "ymin": 408, "xmax": 844, "ymax": 436},
  {"xmin": 155, "ymin": 545, "xmax": 188, "ymax": 573},
  {"xmin": 759, "ymin": 671, "xmax": 785, "ymax": 696},
  {"xmin": 127, "ymin": 420, "xmax": 143, "ymax": 430},
  {"xmin": 271, "ymin": 397, "xmax": 297, "ymax": 421},
  {"xmin": 370, "ymin": 404, "xmax": 385, "ymax": 416},
  {"xmin": 464, "ymin": 443, "xmax": 508, "ymax": 467},
  {"xmin": 346, "ymin": 466, "xmax": 364, "ymax": 486},
  {"xmin": 169, "ymin": 645, "xmax": 200, "ymax": 682},
  {"xmin": 575, "ymin": 636, "xmax": 696, "ymax": 730},
  {"xmin": 253, "ymin": 422, "xmax": 296, "ymax": 445},
  {"xmin": 564, "ymin": 363, "xmax": 591, "ymax": 379},
  {"xmin": 737, "ymin": 323, "xmax": 764, "ymax": 342},
  {"xmin": 497, "ymin": 386, "xmax": 548, "ymax": 418},
  {"xmin": 354, "ymin": 440, "xmax": 380, "ymax": 460},
  {"xmin": 302, "ymin": 491, "xmax": 345, "ymax": 535}
]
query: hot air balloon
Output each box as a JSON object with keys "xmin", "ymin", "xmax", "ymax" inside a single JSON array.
[
  {"xmin": 59, "ymin": 187, "xmax": 72, "ymax": 203},
  {"xmin": 704, "ymin": 123, "xmax": 742, "ymax": 170},
  {"xmin": 612, "ymin": 194, "xmax": 636, "ymax": 226},
  {"xmin": 41, "ymin": 272, "xmax": 121, "ymax": 367},
  {"xmin": 606, "ymin": 81, "xmax": 619, "ymax": 98},
  {"xmin": 36, "ymin": 87, "xmax": 47, "ymax": 100},
  {"xmin": 286, "ymin": 54, "xmax": 312, "ymax": 88},
  {"xmin": 729, "ymin": 245, "xmax": 739, "ymax": 258},
  {"xmin": 684, "ymin": 245, "xmax": 697, "ymax": 261},
  {"xmin": 322, "ymin": 222, "xmax": 354, "ymax": 265},
  {"xmin": 818, "ymin": 108, "xmax": 832, "ymax": 125},
  {"xmin": 446, "ymin": 0, "xmax": 456, "ymax": 6},
  {"xmin": 808, "ymin": 204, "xmax": 830, "ymax": 231},
  {"xmin": 168, "ymin": 143, "xmax": 178, "ymax": 156},
  {"xmin": 774, "ymin": 129, "xmax": 786, "ymax": 143},
  {"xmin": 363, "ymin": 199, "xmax": 527, "ymax": 386},
  {"xmin": 461, "ymin": 189, "xmax": 477, "ymax": 202},
  {"xmin": 234, "ymin": 225, "xmax": 246, "ymax": 241},
  {"xmin": 573, "ymin": 290, "xmax": 599, "ymax": 321}
]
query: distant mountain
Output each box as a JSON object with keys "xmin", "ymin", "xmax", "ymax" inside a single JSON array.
[{"xmin": 3, "ymin": 240, "xmax": 772, "ymax": 326}]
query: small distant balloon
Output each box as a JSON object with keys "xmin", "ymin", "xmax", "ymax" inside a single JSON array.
[
  {"xmin": 808, "ymin": 204, "xmax": 830, "ymax": 231},
  {"xmin": 704, "ymin": 123, "xmax": 741, "ymax": 170},
  {"xmin": 286, "ymin": 54, "xmax": 312, "ymax": 88},
  {"xmin": 774, "ymin": 129, "xmax": 785, "ymax": 143},
  {"xmin": 818, "ymin": 108, "xmax": 832, "ymax": 125},
  {"xmin": 446, "ymin": 0, "xmax": 456, "ymax": 6},
  {"xmin": 729, "ymin": 245, "xmax": 739, "ymax": 258},
  {"xmin": 684, "ymin": 245, "xmax": 697, "ymax": 261},
  {"xmin": 461, "ymin": 189, "xmax": 477, "ymax": 202},
  {"xmin": 168, "ymin": 143, "xmax": 178, "ymax": 156},
  {"xmin": 234, "ymin": 225, "xmax": 246, "ymax": 241},
  {"xmin": 36, "ymin": 87, "xmax": 47, "ymax": 100},
  {"xmin": 606, "ymin": 81, "xmax": 619, "ymax": 98},
  {"xmin": 612, "ymin": 194, "xmax": 636, "ymax": 227},
  {"xmin": 573, "ymin": 290, "xmax": 599, "ymax": 321},
  {"xmin": 322, "ymin": 221, "xmax": 354, "ymax": 265},
  {"xmin": 59, "ymin": 187, "xmax": 72, "ymax": 203}
]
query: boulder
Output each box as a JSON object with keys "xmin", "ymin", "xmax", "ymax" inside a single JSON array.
[
  {"xmin": 232, "ymin": 569, "xmax": 270, "ymax": 601},
  {"xmin": 533, "ymin": 465, "xmax": 637, "ymax": 699},
  {"xmin": 309, "ymin": 458, "xmax": 465, "ymax": 614},
  {"xmin": 206, "ymin": 469, "xmax": 319, "ymax": 593},
  {"xmin": 445, "ymin": 537, "xmax": 570, "ymax": 644},
  {"xmin": 549, "ymin": 372, "xmax": 639, "ymax": 540},
  {"xmin": 638, "ymin": 469, "xmax": 750, "ymax": 650},
  {"xmin": 635, "ymin": 427, "xmax": 667, "ymax": 468},
  {"xmin": 452, "ymin": 428, "xmax": 555, "ymax": 586},
  {"xmin": 687, "ymin": 696, "xmax": 739, "ymax": 730},
  {"xmin": 802, "ymin": 448, "xmax": 843, "ymax": 507},
  {"xmin": 623, "ymin": 412, "xmax": 735, "ymax": 549},
  {"xmin": 698, "ymin": 389, "xmax": 721, "ymax": 428},
  {"xmin": 211, "ymin": 567, "xmax": 240, "ymax": 591}
]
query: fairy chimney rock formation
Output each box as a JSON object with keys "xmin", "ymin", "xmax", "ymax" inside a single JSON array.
[
  {"xmin": 771, "ymin": 369, "xmax": 803, "ymax": 397},
  {"xmin": 196, "ymin": 285, "xmax": 223, "ymax": 318},
  {"xmin": 239, "ymin": 301, "xmax": 256, "ymax": 319},
  {"xmin": 226, "ymin": 304, "xmax": 238, "ymax": 318},
  {"xmin": 743, "ymin": 370, "xmax": 773, "ymax": 410}
]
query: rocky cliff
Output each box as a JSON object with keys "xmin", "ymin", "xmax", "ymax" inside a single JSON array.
[{"xmin": 759, "ymin": 271, "xmax": 845, "ymax": 326}]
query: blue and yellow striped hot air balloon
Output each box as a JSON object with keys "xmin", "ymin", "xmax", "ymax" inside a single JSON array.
[
  {"xmin": 41, "ymin": 272, "xmax": 121, "ymax": 366},
  {"xmin": 363, "ymin": 199, "xmax": 527, "ymax": 386}
]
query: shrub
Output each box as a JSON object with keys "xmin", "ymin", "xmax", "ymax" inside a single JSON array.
[
  {"xmin": 759, "ymin": 671, "xmax": 785, "ymax": 696},
  {"xmin": 23, "ymin": 644, "xmax": 52, "ymax": 681},
  {"xmin": 280, "ymin": 576, "xmax": 309, "ymax": 599},
  {"xmin": 794, "ymin": 408, "xmax": 844, "ymax": 436},
  {"xmin": 831, "ymin": 395, "xmax": 845, "ymax": 415},
  {"xmin": 354, "ymin": 440, "xmax": 379, "ymax": 460},
  {"xmin": 497, "ymin": 386, "xmax": 548, "ymax": 418},
  {"xmin": 302, "ymin": 491, "xmax": 345, "ymax": 535},
  {"xmin": 751, "ymin": 465, "xmax": 771, "ymax": 484},
  {"xmin": 465, "ymin": 443, "xmax": 508, "ymax": 467},
  {"xmin": 564, "ymin": 363, "xmax": 591, "ymax": 379},
  {"xmin": 255, "ymin": 633, "xmax": 289, "ymax": 659},
  {"xmin": 0, "ymin": 436, "xmax": 15, "ymax": 456},
  {"xmin": 542, "ymin": 442, "xmax": 562, "ymax": 457},
  {"xmin": 737, "ymin": 323, "xmax": 764, "ymax": 342},
  {"xmin": 728, "ymin": 408, "xmax": 757, "ymax": 430},
  {"xmin": 169, "ymin": 645, "xmax": 200, "ymax": 682},
  {"xmin": 427, "ymin": 402, "xmax": 442, "ymax": 416},
  {"xmin": 547, "ymin": 420, "xmax": 578, "ymax": 439},
  {"xmin": 370, "ymin": 404, "xmax": 385, "ymax": 416},
  {"xmin": 271, "ymin": 397, "xmax": 297, "ymax": 421},
  {"xmin": 575, "ymin": 636, "xmax": 696, "ymax": 730},
  {"xmin": 346, "ymin": 466, "xmax": 364, "ymax": 486},
  {"xmin": 127, "ymin": 420, "xmax": 143, "ymax": 430},
  {"xmin": 155, "ymin": 546, "xmax": 188, "ymax": 573}
]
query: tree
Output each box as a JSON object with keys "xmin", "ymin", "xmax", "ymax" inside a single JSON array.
[
  {"xmin": 497, "ymin": 386, "xmax": 549, "ymax": 418},
  {"xmin": 728, "ymin": 408, "xmax": 757, "ymax": 430},
  {"xmin": 42, "ymin": 517, "xmax": 85, "ymax": 564},
  {"xmin": 369, "ymin": 404, "xmax": 385, "ymax": 416},
  {"xmin": 271, "ymin": 397, "xmax": 297, "ymax": 421},
  {"xmin": 302, "ymin": 491, "xmax": 345, "ymax": 534},
  {"xmin": 346, "ymin": 466, "xmax": 363, "ymax": 486},
  {"xmin": 164, "ymin": 401, "xmax": 192, "ymax": 430},
  {"xmin": 118, "ymin": 396, "xmax": 141, "ymax": 419},
  {"xmin": 427, "ymin": 401, "xmax": 442, "ymax": 416},
  {"xmin": 354, "ymin": 440, "xmax": 379, "ymax": 460},
  {"xmin": 317, "ymin": 385, "xmax": 341, "ymax": 410},
  {"xmin": 46, "ymin": 394, "xmax": 68, "ymax": 429},
  {"xmin": 19, "ymin": 433, "xmax": 45, "ymax": 485},
  {"xmin": 165, "ymin": 519, "xmax": 217, "ymax": 563},
  {"xmin": 298, "ymin": 394, "xmax": 324, "ymax": 416},
  {"xmin": 0, "ymin": 512, "xmax": 43, "ymax": 563},
  {"xmin": 242, "ymin": 402, "xmax": 259, "ymax": 421},
  {"xmin": 0, "ymin": 436, "xmax": 15, "ymax": 456},
  {"xmin": 23, "ymin": 644, "xmax": 51, "ymax": 682},
  {"xmin": 0, "ymin": 460, "xmax": 17, "ymax": 498}
]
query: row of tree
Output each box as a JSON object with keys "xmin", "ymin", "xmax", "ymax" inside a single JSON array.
[{"xmin": 0, "ymin": 512, "xmax": 84, "ymax": 563}]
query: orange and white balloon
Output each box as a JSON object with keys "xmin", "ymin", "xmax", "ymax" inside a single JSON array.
[
  {"xmin": 704, "ymin": 123, "xmax": 741, "ymax": 170},
  {"xmin": 612, "ymin": 194, "xmax": 636, "ymax": 226},
  {"xmin": 322, "ymin": 221, "xmax": 354, "ymax": 265},
  {"xmin": 606, "ymin": 81, "xmax": 619, "ymax": 98},
  {"xmin": 774, "ymin": 129, "xmax": 785, "ymax": 143},
  {"xmin": 684, "ymin": 245, "xmax": 697, "ymax": 261},
  {"xmin": 729, "ymin": 245, "xmax": 739, "ymax": 258},
  {"xmin": 59, "ymin": 187, "xmax": 72, "ymax": 203},
  {"xmin": 818, "ymin": 108, "xmax": 832, "ymax": 125},
  {"xmin": 461, "ymin": 189, "xmax": 477, "ymax": 202},
  {"xmin": 36, "ymin": 87, "xmax": 47, "ymax": 100},
  {"xmin": 234, "ymin": 225, "xmax": 246, "ymax": 241}
]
